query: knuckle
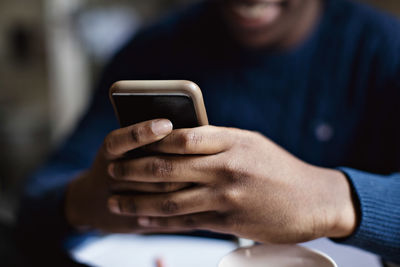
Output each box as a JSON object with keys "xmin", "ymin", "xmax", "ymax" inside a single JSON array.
[
  {"xmin": 103, "ymin": 133, "xmax": 117, "ymax": 156},
  {"xmin": 179, "ymin": 130, "xmax": 202, "ymax": 152},
  {"xmin": 219, "ymin": 187, "xmax": 242, "ymax": 207},
  {"xmin": 150, "ymin": 158, "xmax": 173, "ymax": 178},
  {"xmin": 160, "ymin": 199, "xmax": 179, "ymax": 215},
  {"xmin": 236, "ymin": 132, "xmax": 255, "ymax": 149},
  {"xmin": 123, "ymin": 198, "xmax": 137, "ymax": 214},
  {"xmin": 183, "ymin": 215, "xmax": 196, "ymax": 227},
  {"xmin": 131, "ymin": 126, "xmax": 145, "ymax": 144},
  {"xmin": 117, "ymin": 197, "xmax": 136, "ymax": 214},
  {"xmin": 114, "ymin": 162, "xmax": 128, "ymax": 179},
  {"xmin": 187, "ymin": 130, "xmax": 203, "ymax": 145}
]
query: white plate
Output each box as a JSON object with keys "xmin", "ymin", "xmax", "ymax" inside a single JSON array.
[
  {"xmin": 218, "ymin": 244, "xmax": 337, "ymax": 267},
  {"xmin": 70, "ymin": 234, "xmax": 237, "ymax": 267}
]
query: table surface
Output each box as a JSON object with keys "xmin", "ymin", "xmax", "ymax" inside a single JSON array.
[{"xmin": 70, "ymin": 234, "xmax": 382, "ymax": 267}]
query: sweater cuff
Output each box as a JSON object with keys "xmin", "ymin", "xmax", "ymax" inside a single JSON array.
[{"xmin": 333, "ymin": 167, "xmax": 400, "ymax": 263}]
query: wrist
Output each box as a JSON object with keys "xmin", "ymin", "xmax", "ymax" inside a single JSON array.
[
  {"xmin": 304, "ymin": 165, "xmax": 358, "ymax": 239},
  {"xmin": 323, "ymin": 168, "xmax": 358, "ymax": 238}
]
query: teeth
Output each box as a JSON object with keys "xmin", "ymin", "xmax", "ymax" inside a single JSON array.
[{"xmin": 233, "ymin": 3, "xmax": 269, "ymax": 19}]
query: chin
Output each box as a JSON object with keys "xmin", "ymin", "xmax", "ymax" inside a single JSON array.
[
  {"xmin": 218, "ymin": 0, "xmax": 290, "ymax": 48},
  {"xmin": 232, "ymin": 30, "xmax": 280, "ymax": 49}
]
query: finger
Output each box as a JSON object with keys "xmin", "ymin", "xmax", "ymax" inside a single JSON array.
[
  {"xmin": 104, "ymin": 224, "xmax": 192, "ymax": 235},
  {"xmin": 132, "ymin": 225, "xmax": 193, "ymax": 234},
  {"xmin": 98, "ymin": 213, "xmax": 193, "ymax": 234},
  {"xmin": 136, "ymin": 228, "xmax": 193, "ymax": 235},
  {"xmin": 109, "ymin": 155, "xmax": 217, "ymax": 183},
  {"xmin": 147, "ymin": 126, "xmax": 235, "ymax": 155},
  {"xmin": 136, "ymin": 212, "xmax": 228, "ymax": 233},
  {"xmin": 108, "ymin": 187, "xmax": 217, "ymax": 217},
  {"xmin": 109, "ymin": 181, "xmax": 193, "ymax": 193},
  {"xmin": 103, "ymin": 119, "xmax": 173, "ymax": 159}
]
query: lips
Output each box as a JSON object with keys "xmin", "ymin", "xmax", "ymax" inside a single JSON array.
[{"xmin": 225, "ymin": 0, "xmax": 286, "ymax": 29}]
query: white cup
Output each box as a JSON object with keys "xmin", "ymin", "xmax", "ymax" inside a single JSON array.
[{"xmin": 218, "ymin": 244, "xmax": 337, "ymax": 267}]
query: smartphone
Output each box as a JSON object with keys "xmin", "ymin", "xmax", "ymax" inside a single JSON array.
[
  {"xmin": 109, "ymin": 80, "xmax": 208, "ymax": 128},
  {"xmin": 109, "ymin": 80, "xmax": 208, "ymax": 157}
]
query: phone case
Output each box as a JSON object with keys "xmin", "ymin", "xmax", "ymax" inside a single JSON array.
[{"xmin": 109, "ymin": 80, "xmax": 209, "ymax": 126}]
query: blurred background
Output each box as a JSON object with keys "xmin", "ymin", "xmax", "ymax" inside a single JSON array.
[
  {"xmin": 0, "ymin": 0, "xmax": 192, "ymax": 226},
  {"xmin": 0, "ymin": 0, "xmax": 399, "ymax": 263}
]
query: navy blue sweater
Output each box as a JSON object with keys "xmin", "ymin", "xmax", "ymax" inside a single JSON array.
[{"xmin": 18, "ymin": 0, "xmax": 400, "ymax": 264}]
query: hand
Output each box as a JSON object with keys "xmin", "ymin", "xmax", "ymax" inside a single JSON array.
[
  {"xmin": 107, "ymin": 125, "xmax": 357, "ymax": 243},
  {"xmin": 65, "ymin": 119, "xmax": 191, "ymax": 233}
]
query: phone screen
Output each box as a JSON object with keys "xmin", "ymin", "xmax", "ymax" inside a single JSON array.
[
  {"xmin": 112, "ymin": 94, "xmax": 200, "ymax": 159},
  {"xmin": 112, "ymin": 94, "xmax": 199, "ymax": 129}
]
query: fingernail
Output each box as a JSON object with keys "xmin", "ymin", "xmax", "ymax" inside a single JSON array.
[
  {"xmin": 151, "ymin": 119, "xmax": 173, "ymax": 136},
  {"xmin": 108, "ymin": 163, "xmax": 115, "ymax": 178},
  {"xmin": 138, "ymin": 217, "xmax": 151, "ymax": 227},
  {"xmin": 108, "ymin": 197, "xmax": 120, "ymax": 214}
]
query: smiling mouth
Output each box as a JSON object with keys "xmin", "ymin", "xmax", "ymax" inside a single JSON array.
[{"xmin": 225, "ymin": 0, "xmax": 288, "ymax": 29}]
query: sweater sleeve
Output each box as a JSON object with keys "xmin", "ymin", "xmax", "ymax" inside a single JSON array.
[{"xmin": 334, "ymin": 168, "xmax": 400, "ymax": 263}]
